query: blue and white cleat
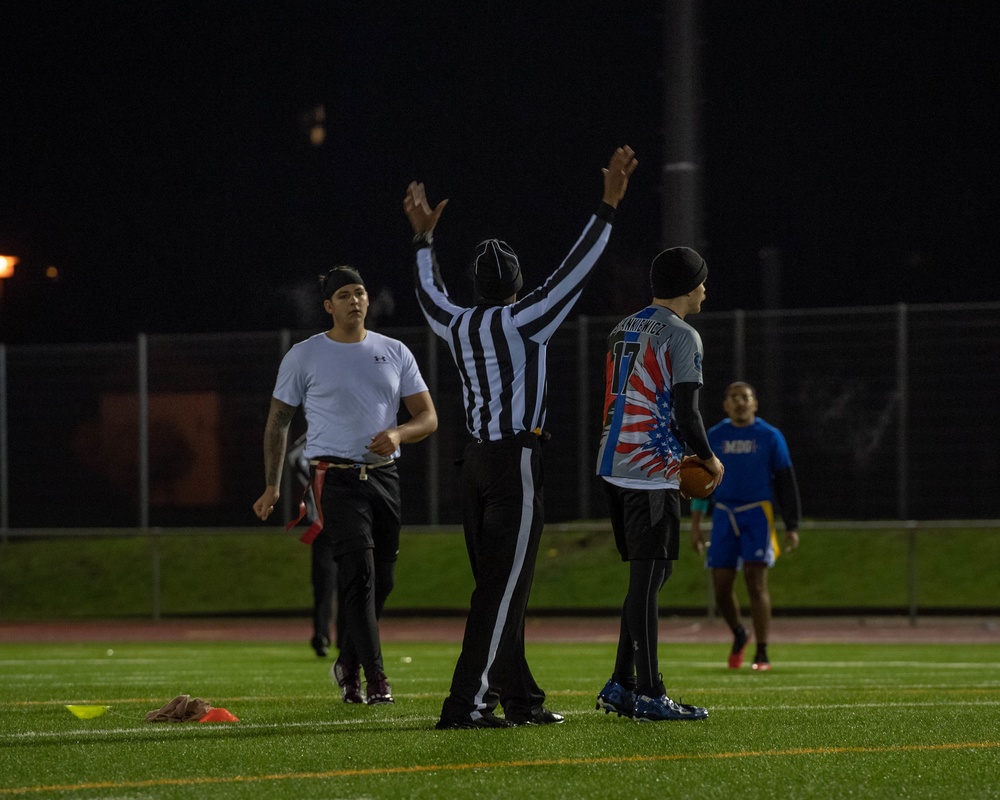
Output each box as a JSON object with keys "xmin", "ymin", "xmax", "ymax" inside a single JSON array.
[
  {"xmin": 596, "ymin": 678, "xmax": 635, "ymax": 718},
  {"xmin": 633, "ymin": 693, "xmax": 708, "ymax": 721}
]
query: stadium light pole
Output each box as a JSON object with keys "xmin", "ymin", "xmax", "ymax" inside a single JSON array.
[
  {"xmin": 663, "ymin": 0, "xmax": 710, "ymax": 617},
  {"xmin": 661, "ymin": 0, "xmax": 704, "ymax": 251}
]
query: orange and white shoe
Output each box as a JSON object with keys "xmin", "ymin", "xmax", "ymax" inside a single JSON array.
[{"xmin": 728, "ymin": 627, "xmax": 750, "ymax": 669}]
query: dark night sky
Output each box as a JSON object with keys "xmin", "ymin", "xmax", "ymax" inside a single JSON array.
[{"xmin": 1, "ymin": 1, "xmax": 996, "ymax": 344}]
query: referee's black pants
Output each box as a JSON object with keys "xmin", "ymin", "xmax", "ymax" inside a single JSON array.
[{"xmin": 440, "ymin": 433, "xmax": 546, "ymax": 722}]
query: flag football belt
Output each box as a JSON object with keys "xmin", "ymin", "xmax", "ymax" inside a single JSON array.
[
  {"xmin": 713, "ymin": 500, "xmax": 780, "ymax": 560},
  {"xmin": 285, "ymin": 458, "xmax": 395, "ymax": 544},
  {"xmin": 714, "ymin": 501, "xmax": 766, "ymax": 538}
]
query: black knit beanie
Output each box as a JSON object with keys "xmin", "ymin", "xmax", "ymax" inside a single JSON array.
[
  {"xmin": 472, "ymin": 239, "xmax": 523, "ymax": 303},
  {"xmin": 650, "ymin": 247, "xmax": 707, "ymax": 299}
]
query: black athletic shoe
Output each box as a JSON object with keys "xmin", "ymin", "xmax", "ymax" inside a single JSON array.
[
  {"xmin": 752, "ymin": 645, "xmax": 771, "ymax": 671},
  {"xmin": 330, "ymin": 658, "xmax": 365, "ymax": 704},
  {"xmin": 435, "ymin": 711, "xmax": 516, "ymax": 730},
  {"xmin": 366, "ymin": 672, "xmax": 394, "ymax": 705},
  {"xmin": 506, "ymin": 706, "xmax": 565, "ymax": 726},
  {"xmin": 310, "ymin": 635, "xmax": 330, "ymax": 658}
]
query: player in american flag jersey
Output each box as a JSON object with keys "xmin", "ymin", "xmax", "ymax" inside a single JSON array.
[{"xmin": 594, "ymin": 247, "xmax": 722, "ymax": 722}]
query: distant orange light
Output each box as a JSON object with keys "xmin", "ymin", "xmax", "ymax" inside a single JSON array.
[
  {"xmin": 45, "ymin": 265, "xmax": 59, "ymax": 280},
  {"xmin": 0, "ymin": 255, "xmax": 19, "ymax": 279}
]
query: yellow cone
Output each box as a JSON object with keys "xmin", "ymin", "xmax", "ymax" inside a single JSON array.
[{"xmin": 66, "ymin": 705, "xmax": 111, "ymax": 719}]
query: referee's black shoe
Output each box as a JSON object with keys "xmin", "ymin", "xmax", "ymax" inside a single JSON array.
[
  {"xmin": 505, "ymin": 706, "xmax": 565, "ymax": 726},
  {"xmin": 435, "ymin": 710, "xmax": 515, "ymax": 730}
]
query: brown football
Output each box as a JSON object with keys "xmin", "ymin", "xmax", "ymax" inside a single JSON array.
[{"xmin": 677, "ymin": 458, "xmax": 718, "ymax": 499}]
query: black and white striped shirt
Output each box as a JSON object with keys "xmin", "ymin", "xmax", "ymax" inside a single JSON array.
[{"xmin": 415, "ymin": 203, "xmax": 616, "ymax": 441}]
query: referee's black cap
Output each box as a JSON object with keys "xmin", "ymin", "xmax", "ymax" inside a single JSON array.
[
  {"xmin": 472, "ymin": 239, "xmax": 523, "ymax": 303},
  {"xmin": 650, "ymin": 247, "xmax": 707, "ymax": 299}
]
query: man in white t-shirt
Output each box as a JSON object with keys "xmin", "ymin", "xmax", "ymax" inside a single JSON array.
[{"xmin": 253, "ymin": 266, "xmax": 438, "ymax": 706}]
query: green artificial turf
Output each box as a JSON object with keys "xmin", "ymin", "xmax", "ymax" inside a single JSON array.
[
  {"xmin": 1, "ymin": 525, "xmax": 998, "ymax": 620},
  {"xmin": 1, "ymin": 640, "xmax": 998, "ymax": 798}
]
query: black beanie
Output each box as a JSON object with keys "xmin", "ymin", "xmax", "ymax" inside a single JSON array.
[
  {"xmin": 472, "ymin": 239, "xmax": 523, "ymax": 303},
  {"xmin": 320, "ymin": 266, "xmax": 365, "ymax": 298},
  {"xmin": 650, "ymin": 247, "xmax": 708, "ymax": 299}
]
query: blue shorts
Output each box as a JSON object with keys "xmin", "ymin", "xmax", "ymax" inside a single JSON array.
[{"xmin": 706, "ymin": 501, "xmax": 779, "ymax": 569}]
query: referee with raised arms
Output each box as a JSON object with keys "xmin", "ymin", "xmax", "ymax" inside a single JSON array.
[{"xmin": 404, "ymin": 145, "xmax": 638, "ymax": 729}]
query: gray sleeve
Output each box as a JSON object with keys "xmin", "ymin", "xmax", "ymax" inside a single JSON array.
[{"xmin": 670, "ymin": 326, "xmax": 704, "ymax": 387}]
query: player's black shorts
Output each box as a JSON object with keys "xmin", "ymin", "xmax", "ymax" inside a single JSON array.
[{"xmin": 602, "ymin": 482, "xmax": 680, "ymax": 562}]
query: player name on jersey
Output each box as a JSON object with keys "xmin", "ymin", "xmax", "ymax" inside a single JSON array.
[{"xmin": 611, "ymin": 317, "xmax": 667, "ymax": 336}]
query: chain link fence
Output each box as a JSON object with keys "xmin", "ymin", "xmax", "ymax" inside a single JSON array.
[{"xmin": 2, "ymin": 301, "xmax": 999, "ymax": 531}]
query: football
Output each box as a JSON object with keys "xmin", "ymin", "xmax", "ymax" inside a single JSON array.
[{"xmin": 677, "ymin": 457, "xmax": 719, "ymax": 499}]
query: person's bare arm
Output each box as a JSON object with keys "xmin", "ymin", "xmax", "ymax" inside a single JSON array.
[
  {"xmin": 252, "ymin": 397, "xmax": 297, "ymax": 520},
  {"xmin": 367, "ymin": 391, "xmax": 438, "ymax": 457},
  {"xmin": 691, "ymin": 506, "xmax": 707, "ymax": 555}
]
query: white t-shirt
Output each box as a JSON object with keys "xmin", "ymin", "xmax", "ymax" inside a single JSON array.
[{"xmin": 273, "ymin": 331, "xmax": 429, "ymax": 462}]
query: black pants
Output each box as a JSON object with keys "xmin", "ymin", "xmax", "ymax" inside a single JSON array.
[
  {"xmin": 315, "ymin": 462, "xmax": 400, "ymax": 682},
  {"xmin": 440, "ymin": 434, "xmax": 546, "ymax": 721},
  {"xmin": 602, "ymin": 482, "xmax": 679, "ymax": 697},
  {"xmin": 310, "ymin": 538, "xmax": 342, "ymax": 648}
]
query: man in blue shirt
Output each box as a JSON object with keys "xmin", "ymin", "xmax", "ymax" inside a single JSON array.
[{"xmin": 690, "ymin": 382, "xmax": 801, "ymax": 671}]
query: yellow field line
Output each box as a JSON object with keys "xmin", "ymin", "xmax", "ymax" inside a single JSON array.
[{"xmin": 1, "ymin": 741, "xmax": 997, "ymax": 795}]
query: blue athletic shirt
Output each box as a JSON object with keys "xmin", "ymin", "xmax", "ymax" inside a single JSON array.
[{"xmin": 706, "ymin": 417, "xmax": 792, "ymax": 504}]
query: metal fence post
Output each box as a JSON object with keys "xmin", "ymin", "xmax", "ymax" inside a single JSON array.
[
  {"xmin": 426, "ymin": 326, "xmax": 440, "ymax": 526},
  {"xmin": 138, "ymin": 334, "xmax": 159, "ymax": 620},
  {"xmin": 907, "ymin": 520, "xmax": 918, "ymax": 627},
  {"xmin": 896, "ymin": 304, "xmax": 917, "ymax": 626},
  {"xmin": 0, "ymin": 343, "xmax": 8, "ymax": 539},
  {"xmin": 733, "ymin": 308, "xmax": 745, "ymax": 381},
  {"xmin": 279, "ymin": 329, "xmax": 292, "ymax": 524},
  {"xmin": 709, "ymin": 310, "xmax": 746, "ymax": 619},
  {"xmin": 138, "ymin": 334, "xmax": 149, "ymax": 529},
  {"xmin": 896, "ymin": 303, "xmax": 909, "ymax": 521},
  {"xmin": 577, "ymin": 317, "xmax": 590, "ymax": 520}
]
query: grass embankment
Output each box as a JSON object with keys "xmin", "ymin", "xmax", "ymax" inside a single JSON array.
[{"xmin": 1, "ymin": 525, "xmax": 998, "ymax": 620}]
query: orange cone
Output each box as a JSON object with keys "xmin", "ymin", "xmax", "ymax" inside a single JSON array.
[{"xmin": 198, "ymin": 707, "xmax": 239, "ymax": 723}]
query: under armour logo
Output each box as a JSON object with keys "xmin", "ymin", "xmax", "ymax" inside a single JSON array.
[{"xmin": 374, "ymin": 355, "xmax": 389, "ymax": 363}]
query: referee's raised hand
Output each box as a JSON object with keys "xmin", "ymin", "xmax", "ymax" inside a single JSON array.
[
  {"xmin": 602, "ymin": 146, "xmax": 638, "ymax": 208},
  {"xmin": 404, "ymin": 181, "xmax": 448, "ymax": 235}
]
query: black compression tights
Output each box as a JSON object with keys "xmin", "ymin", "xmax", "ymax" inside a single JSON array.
[{"xmin": 614, "ymin": 558, "xmax": 673, "ymax": 697}]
